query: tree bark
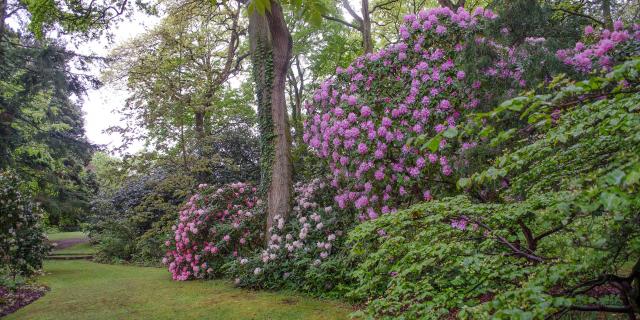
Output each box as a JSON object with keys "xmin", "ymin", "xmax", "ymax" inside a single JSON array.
[
  {"xmin": 195, "ymin": 110, "xmax": 205, "ymax": 141},
  {"xmin": 249, "ymin": 1, "xmax": 293, "ymax": 243},
  {"xmin": 0, "ymin": 0, "xmax": 7, "ymax": 61},
  {"xmin": 361, "ymin": 0, "xmax": 373, "ymax": 53},
  {"xmin": 264, "ymin": 0, "xmax": 293, "ymax": 239},
  {"xmin": 601, "ymin": 0, "xmax": 613, "ymax": 29}
]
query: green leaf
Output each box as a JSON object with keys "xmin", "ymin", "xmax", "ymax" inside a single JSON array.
[
  {"xmin": 442, "ymin": 127, "xmax": 458, "ymax": 139},
  {"xmin": 457, "ymin": 178, "xmax": 471, "ymax": 189},
  {"xmin": 604, "ymin": 169, "xmax": 626, "ymax": 186},
  {"xmin": 422, "ymin": 136, "xmax": 442, "ymax": 152},
  {"xmin": 624, "ymin": 170, "xmax": 640, "ymax": 187}
]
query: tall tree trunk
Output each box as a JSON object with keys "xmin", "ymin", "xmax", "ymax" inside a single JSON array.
[
  {"xmin": 601, "ymin": 0, "xmax": 613, "ymax": 29},
  {"xmin": 0, "ymin": 0, "xmax": 7, "ymax": 61},
  {"xmin": 194, "ymin": 110, "xmax": 205, "ymax": 141},
  {"xmin": 361, "ymin": 0, "xmax": 373, "ymax": 54},
  {"xmin": 249, "ymin": 1, "xmax": 293, "ymax": 242},
  {"xmin": 264, "ymin": 0, "xmax": 293, "ymax": 238},
  {"xmin": 339, "ymin": 0, "xmax": 373, "ymax": 54}
]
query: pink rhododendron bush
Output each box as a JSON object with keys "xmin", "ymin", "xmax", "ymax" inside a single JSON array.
[
  {"xmin": 163, "ymin": 182, "xmax": 262, "ymax": 280},
  {"xmin": 556, "ymin": 22, "xmax": 640, "ymax": 73},
  {"xmin": 303, "ymin": 7, "xmax": 529, "ymax": 220},
  {"xmin": 229, "ymin": 179, "xmax": 356, "ymax": 296}
]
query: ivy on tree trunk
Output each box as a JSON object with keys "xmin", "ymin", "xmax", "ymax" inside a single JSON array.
[{"xmin": 249, "ymin": 0, "xmax": 293, "ymax": 242}]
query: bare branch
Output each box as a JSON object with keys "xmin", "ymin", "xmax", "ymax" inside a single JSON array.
[
  {"xmin": 341, "ymin": 0, "xmax": 363, "ymax": 24},
  {"xmin": 464, "ymin": 216, "xmax": 546, "ymax": 263},
  {"xmin": 552, "ymin": 7, "xmax": 605, "ymax": 26},
  {"xmin": 369, "ymin": 0, "xmax": 400, "ymax": 14},
  {"xmin": 321, "ymin": 14, "xmax": 362, "ymax": 31}
]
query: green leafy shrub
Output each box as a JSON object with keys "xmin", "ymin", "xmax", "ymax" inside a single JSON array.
[
  {"xmin": 89, "ymin": 167, "xmax": 196, "ymax": 264},
  {"xmin": 346, "ymin": 59, "xmax": 640, "ymax": 319},
  {"xmin": 0, "ymin": 171, "xmax": 50, "ymax": 279}
]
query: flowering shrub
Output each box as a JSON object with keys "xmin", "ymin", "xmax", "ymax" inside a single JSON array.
[
  {"xmin": 230, "ymin": 179, "xmax": 356, "ymax": 296},
  {"xmin": 163, "ymin": 182, "xmax": 262, "ymax": 280},
  {"xmin": 347, "ymin": 59, "xmax": 640, "ymax": 319},
  {"xmin": 0, "ymin": 171, "xmax": 50, "ymax": 279},
  {"xmin": 303, "ymin": 7, "xmax": 527, "ymax": 220},
  {"xmin": 556, "ymin": 21, "xmax": 640, "ymax": 73}
]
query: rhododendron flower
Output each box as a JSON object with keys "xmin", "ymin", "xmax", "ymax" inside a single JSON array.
[
  {"xmin": 368, "ymin": 208, "xmax": 379, "ymax": 220},
  {"xmin": 303, "ymin": 7, "xmax": 530, "ymax": 221},
  {"xmin": 165, "ymin": 183, "xmax": 260, "ymax": 281},
  {"xmin": 451, "ymin": 218, "xmax": 468, "ymax": 230},
  {"xmin": 584, "ymin": 25, "xmax": 594, "ymax": 35}
]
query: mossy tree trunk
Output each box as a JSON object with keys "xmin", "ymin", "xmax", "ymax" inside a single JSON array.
[
  {"xmin": 0, "ymin": 0, "xmax": 6, "ymax": 61},
  {"xmin": 249, "ymin": 0, "xmax": 293, "ymax": 242}
]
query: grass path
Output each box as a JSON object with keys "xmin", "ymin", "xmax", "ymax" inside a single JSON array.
[
  {"xmin": 9, "ymin": 257, "xmax": 352, "ymax": 319},
  {"xmin": 46, "ymin": 232, "xmax": 87, "ymax": 242}
]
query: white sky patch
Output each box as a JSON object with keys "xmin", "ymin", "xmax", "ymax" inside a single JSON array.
[{"xmin": 75, "ymin": 12, "xmax": 160, "ymax": 154}]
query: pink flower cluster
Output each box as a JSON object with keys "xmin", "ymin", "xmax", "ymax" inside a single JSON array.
[
  {"xmin": 556, "ymin": 22, "xmax": 640, "ymax": 72},
  {"xmin": 303, "ymin": 7, "xmax": 523, "ymax": 220},
  {"xmin": 164, "ymin": 182, "xmax": 261, "ymax": 281}
]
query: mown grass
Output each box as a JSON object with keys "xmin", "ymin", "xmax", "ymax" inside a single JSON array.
[
  {"xmin": 46, "ymin": 232, "xmax": 87, "ymax": 241},
  {"xmin": 52, "ymin": 242, "xmax": 95, "ymax": 255},
  {"xmin": 7, "ymin": 260, "xmax": 353, "ymax": 320}
]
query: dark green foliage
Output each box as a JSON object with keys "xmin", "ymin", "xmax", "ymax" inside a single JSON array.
[
  {"xmin": 0, "ymin": 31, "xmax": 97, "ymax": 230},
  {"xmin": 0, "ymin": 171, "xmax": 50, "ymax": 279},
  {"xmin": 346, "ymin": 59, "xmax": 640, "ymax": 319},
  {"xmin": 88, "ymin": 124, "xmax": 260, "ymax": 265},
  {"xmin": 88, "ymin": 167, "xmax": 193, "ymax": 264}
]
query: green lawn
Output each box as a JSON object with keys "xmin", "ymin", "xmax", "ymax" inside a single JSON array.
[
  {"xmin": 52, "ymin": 242, "xmax": 95, "ymax": 255},
  {"xmin": 7, "ymin": 260, "xmax": 353, "ymax": 320},
  {"xmin": 46, "ymin": 231, "xmax": 87, "ymax": 241}
]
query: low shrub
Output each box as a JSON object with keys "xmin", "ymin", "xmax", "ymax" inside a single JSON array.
[
  {"xmin": 229, "ymin": 179, "xmax": 357, "ymax": 297},
  {"xmin": 163, "ymin": 182, "xmax": 262, "ymax": 280},
  {"xmin": 0, "ymin": 171, "xmax": 50, "ymax": 280}
]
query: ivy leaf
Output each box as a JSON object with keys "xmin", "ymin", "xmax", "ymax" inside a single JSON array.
[
  {"xmin": 599, "ymin": 192, "xmax": 624, "ymax": 211},
  {"xmin": 499, "ymin": 96, "xmax": 528, "ymax": 112}
]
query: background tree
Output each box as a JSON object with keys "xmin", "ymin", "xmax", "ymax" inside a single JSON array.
[{"xmin": 0, "ymin": 31, "xmax": 97, "ymax": 229}]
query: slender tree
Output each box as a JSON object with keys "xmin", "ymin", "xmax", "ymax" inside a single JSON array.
[{"xmin": 322, "ymin": 0, "xmax": 374, "ymax": 53}]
